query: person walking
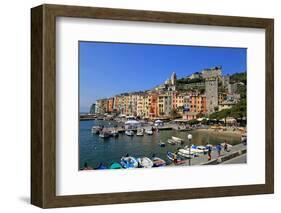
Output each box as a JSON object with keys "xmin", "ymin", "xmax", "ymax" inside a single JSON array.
[
  {"xmin": 216, "ymin": 143, "xmax": 222, "ymax": 157},
  {"xmin": 173, "ymin": 153, "xmax": 178, "ymax": 164},
  {"xmin": 224, "ymin": 140, "xmax": 228, "ymax": 152},
  {"xmin": 207, "ymin": 146, "xmax": 212, "ymax": 161}
]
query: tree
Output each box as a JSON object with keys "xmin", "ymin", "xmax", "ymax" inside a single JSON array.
[
  {"xmin": 188, "ymin": 119, "xmax": 200, "ymax": 125},
  {"xmin": 209, "ymin": 108, "xmax": 231, "ymax": 126},
  {"xmin": 229, "ymin": 99, "xmax": 247, "ymax": 119},
  {"xmin": 230, "ymin": 72, "xmax": 247, "ymax": 85},
  {"xmin": 199, "ymin": 88, "xmax": 205, "ymax": 94}
]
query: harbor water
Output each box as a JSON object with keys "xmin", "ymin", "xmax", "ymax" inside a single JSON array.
[{"xmin": 79, "ymin": 120, "xmax": 241, "ymax": 169}]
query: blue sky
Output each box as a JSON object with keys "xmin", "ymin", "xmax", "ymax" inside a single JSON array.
[{"xmin": 79, "ymin": 41, "xmax": 246, "ymax": 112}]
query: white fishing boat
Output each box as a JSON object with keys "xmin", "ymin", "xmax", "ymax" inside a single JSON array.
[
  {"xmin": 136, "ymin": 128, "xmax": 144, "ymax": 136},
  {"xmin": 194, "ymin": 145, "xmax": 208, "ymax": 154},
  {"xmin": 167, "ymin": 139, "xmax": 176, "ymax": 145},
  {"xmin": 125, "ymin": 130, "xmax": 134, "ymax": 136},
  {"xmin": 159, "ymin": 140, "xmax": 166, "ymax": 147},
  {"xmin": 152, "ymin": 157, "xmax": 166, "ymax": 167},
  {"xmin": 186, "ymin": 145, "xmax": 206, "ymax": 155},
  {"xmin": 178, "ymin": 149, "xmax": 194, "ymax": 158},
  {"xmin": 91, "ymin": 126, "xmax": 101, "ymax": 134},
  {"xmin": 166, "ymin": 151, "xmax": 186, "ymax": 165},
  {"xmin": 137, "ymin": 157, "xmax": 153, "ymax": 168},
  {"xmin": 99, "ymin": 131, "xmax": 110, "ymax": 138},
  {"xmin": 172, "ymin": 136, "xmax": 184, "ymax": 143},
  {"xmin": 120, "ymin": 156, "xmax": 138, "ymax": 169},
  {"xmin": 111, "ymin": 130, "xmax": 119, "ymax": 137},
  {"xmin": 187, "ymin": 145, "xmax": 207, "ymax": 154},
  {"xmin": 145, "ymin": 128, "xmax": 153, "ymax": 135}
]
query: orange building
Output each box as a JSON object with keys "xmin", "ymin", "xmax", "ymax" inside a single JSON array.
[
  {"xmin": 107, "ymin": 98, "xmax": 114, "ymax": 113},
  {"xmin": 172, "ymin": 92, "xmax": 177, "ymax": 109},
  {"xmin": 189, "ymin": 95, "xmax": 206, "ymax": 114},
  {"xmin": 149, "ymin": 93, "xmax": 158, "ymax": 118}
]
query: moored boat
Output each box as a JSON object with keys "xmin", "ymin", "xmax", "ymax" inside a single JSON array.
[
  {"xmin": 136, "ymin": 128, "xmax": 144, "ymax": 136},
  {"xmin": 167, "ymin": 139, "xmax": 176, "ymax": 145},
  {"xmin": 178, "ymin": 148, "xmax": 194, "ymax": 158},
  {"xmin": 190, "ymin": 145, "xmax": 208, "ymax": 154},
  {"xmin": 94, "ymin": 163, "xmax": 107, "ymax": 170},
  {"xmin": 109, "ymin": 162, "xmax": 122, "ymax": 169},
  {"xmin": 111, "ymin": 129, "xmax": 119, "ymax": 137},
  {"xmin": 91, "ymin": 126, "xmax": 101, "ymax": 134},
  {"xmin": 145, "ymin": 128, "xmax": 153, "ymax": 135},
  {"xmin": 171, "ymin": 136, "xmax": 184, "ymax": 144},
  {"xmin": 120, "ymin": 156, "xmax": 138, "ymax": 168},
  {"xmin": 99, "ymin": 131, "xmax": 110, "ymax": 138},
  {"xmin": 125, "ymin": 130, "xmax": 134, "ymax": 136},
  {"xmin": 159, "ymin": 141, "xmax": 166, "ymax": 147},
  {"xmin": 166, "ymin": 151, "xmax": 186, "ymax": 165},
  {"xmin": 152, "ymin": 157, "xmax": 166, "ymax": 167},
  {"xmin": 137, "ymin": 157, "xmax": 153, "ymax": 168}
]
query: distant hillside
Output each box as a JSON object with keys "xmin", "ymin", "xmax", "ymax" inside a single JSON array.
[{"xmin": 230, "ymin": 72, "xmax": 247, "ymax": 85}]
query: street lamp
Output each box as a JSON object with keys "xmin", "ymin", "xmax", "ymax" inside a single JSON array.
[{"xmin": 187, "ymin": 134, "xmax": 192, "ymax": 166}]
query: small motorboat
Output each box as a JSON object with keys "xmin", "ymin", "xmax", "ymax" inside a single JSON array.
[
  {"xmin": 167, "ymin": 139, "xmax": 176, "ymax": 145},
  {"xmin": 166, "ymin": 151, "xmax": 186, "ymax": 165},
  {"xmin": 190, "ymin": 145, "xmax": 208, "ymax": 154},
  {"xmin": 178, "ymin": 148, "xmax": 194, "ymax": 158},
  {"xmin": 111, "ymin": 130, "xmax": 119, "ymax": 137},
  {"xmin": 91, "ymin": 126, "xmax": 101, "ymax": 134},
  {"xmin": 145, "ymin": 128, "xmax": 153, "ymax": 135},
  {"xmin": 159, "ymin": 141, "xmax": 166, "ymax": 147},
  {"xmin": 172, "ymin": 136, "xmax": 184, "ymax": 144},
  {"xmin": 196, "ymin": 145, "xmax": 208, "ymax": 154},
  {"xmin": 167, "ymin": 151, "xmax": 176, "ymax": 161},
  {"xmin": 99, "ymin": 131, "xmax": 110, "ymax": 138},
  {"xmin": 125, "ymin": 130, "xmax": 134, "ymax": 136},
  {"xmin": 109, "ymin": 162, "xmax": 122, "ymax": 169},
  {"xmin": 137, "ymin": 157, "xmax": 153, "ymax": 168},
  {"xmin": 94, "ymin": 163, "xmax": 107, "ymax": 170},
  {"xmin": 152, "ymin": 157, "xmax": 166, "ymax": 167},
  {"xmin": 120, "ymin": 156, "xmax": 138, "ymax": 169},
  {"xmin": 136, "ymin": 128, "xmax": 144, "ymax": 136}
]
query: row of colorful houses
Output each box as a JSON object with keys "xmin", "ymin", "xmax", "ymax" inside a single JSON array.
[
  {"xmin": 92, "ymin": 70, "xmax": 242, "ymax": 120},
  {"xmin": 95, "ymin": 91, "xmax": 207, "ymax": 120}
]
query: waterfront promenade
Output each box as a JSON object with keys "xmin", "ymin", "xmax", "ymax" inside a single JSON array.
[{"xmin": 170, "ymin": 143, "xmax": 247, "ymax": 166}]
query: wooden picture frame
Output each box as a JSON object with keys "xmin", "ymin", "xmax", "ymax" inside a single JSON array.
[{"xmin": 31, "ymin": 4, "xmax": 274, "ymax": 208}]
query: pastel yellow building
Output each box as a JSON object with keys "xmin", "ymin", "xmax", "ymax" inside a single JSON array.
[{"xmin": 137, "ymin": 94, "xmax": 145, "ymax": 117}]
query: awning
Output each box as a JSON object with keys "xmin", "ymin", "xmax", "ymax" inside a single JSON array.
[{"xmin": 125, "ymin": 120, "xmax": 140, "ymax": 125}]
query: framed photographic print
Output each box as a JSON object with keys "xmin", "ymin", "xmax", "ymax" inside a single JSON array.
[{"xmin": 31, "ymin": 4, "xmax": 274, "ymax": 208}]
